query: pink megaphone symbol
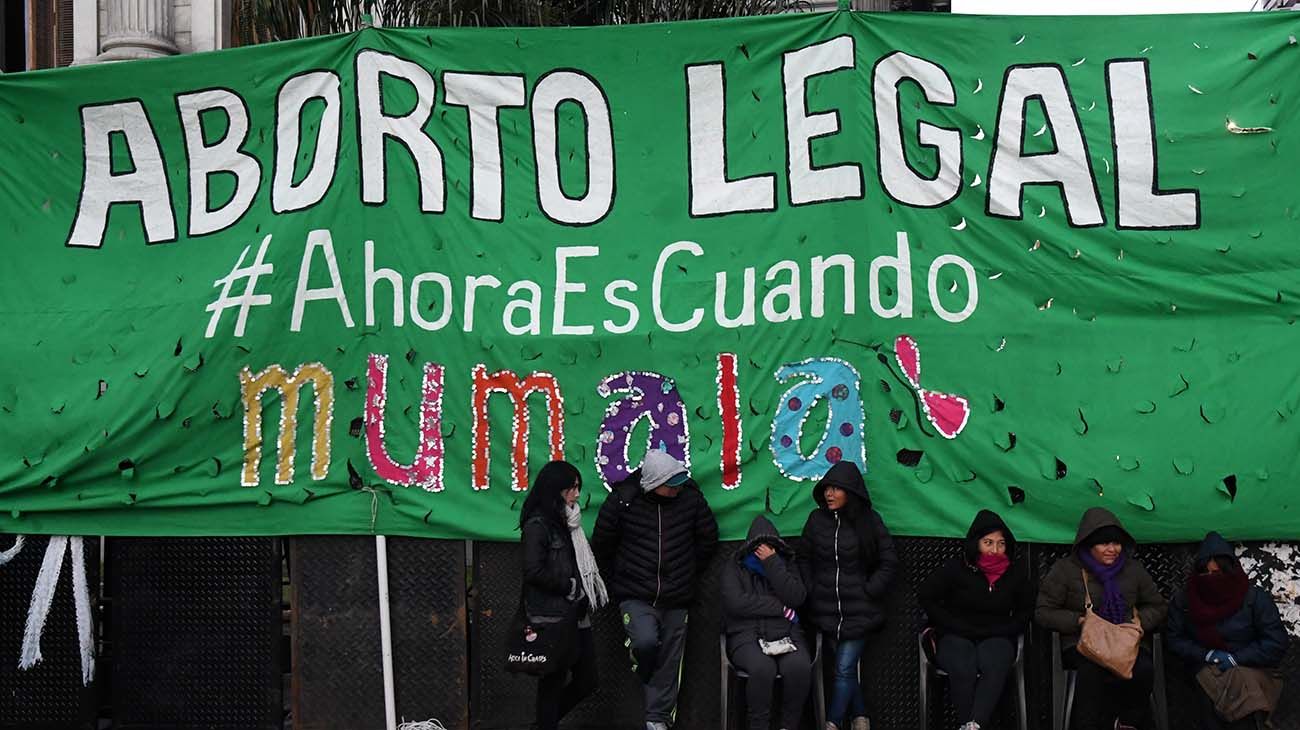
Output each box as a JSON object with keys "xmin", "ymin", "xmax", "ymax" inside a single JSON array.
[{"xmin": 894, "ymin": 334, "xmax": 971, "ymax": 439}]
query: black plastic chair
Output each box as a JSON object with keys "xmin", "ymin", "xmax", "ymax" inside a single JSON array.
[
  {"xmin": 1050, "ymin": 631, "xmax": 1169, "ymax": 730},
  {"xmin": 918, "ymin": 631, "xmax": 1027, "ymax": 730},
  {"xmin": 720, "ymin": 633, "xmax": 824, "ymax": 730}
]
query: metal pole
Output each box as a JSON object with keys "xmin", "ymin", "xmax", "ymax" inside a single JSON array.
[{"xmin": 376, "ymin": 535, "xmax": 397, "ymax": 730}]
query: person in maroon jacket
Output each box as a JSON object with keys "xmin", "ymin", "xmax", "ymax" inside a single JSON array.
[{"xmin": 918, "ymin": 509, "xmax": 1034, "ymax": 730}]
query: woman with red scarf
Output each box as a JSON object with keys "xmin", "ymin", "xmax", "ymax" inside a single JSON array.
[
  {"xmin": 919, "ymin": 510, "xmax": 1034, "ymax": 730},
  {"xmin": 1167, "ymin": 532, "xmax": 1287, "ymax": 730}
]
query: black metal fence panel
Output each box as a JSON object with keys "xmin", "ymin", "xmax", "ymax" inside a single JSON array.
[
  {"xmin": 106, "ymin": 537, "xmax": 281, "ymax": 730},
  {"xmin": 291, "ymin": 536, "xmax": 469, "ymax": 730},
  {"xmin": 291, "ymin": 535, "xmax": 385, "ymax": 730},
  {"xmin": 0, "ymin": 531, "xmax": 1295, "ymax": 730}
]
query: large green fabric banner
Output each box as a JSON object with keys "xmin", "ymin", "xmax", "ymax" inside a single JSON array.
[{"xmin": 0, "ymin": 10, "xmax": 1295, "ymax": 541}]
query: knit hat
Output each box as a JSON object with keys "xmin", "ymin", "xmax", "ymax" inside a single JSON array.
[{"xmin": 640, "ymin": 449, "xmax": 689, "ymax": 492}]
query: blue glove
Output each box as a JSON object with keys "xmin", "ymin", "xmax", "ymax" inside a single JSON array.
[{"xmin": 1205, "ymin": 650, "xmax": 1238, "ymax": 668}]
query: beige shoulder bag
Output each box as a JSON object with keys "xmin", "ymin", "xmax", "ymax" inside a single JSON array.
[{"xmin": 1075, "ymin": 568, "xmax": 1144, "ymax": 679}]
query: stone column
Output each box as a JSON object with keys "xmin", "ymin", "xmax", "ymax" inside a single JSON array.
[{"xmin": 98, "ymin": 0, "xmax": 179, "ymax": 61}]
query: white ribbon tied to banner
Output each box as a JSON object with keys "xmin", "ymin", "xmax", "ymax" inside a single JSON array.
[{"xmin": 0, "ymin": 535, "xmax": 96, "ymax": 685}]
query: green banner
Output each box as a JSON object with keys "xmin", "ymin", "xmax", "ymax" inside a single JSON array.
[{"xmin": 1, "ymin": 10, "xmax": 1296, "ymax": 542}]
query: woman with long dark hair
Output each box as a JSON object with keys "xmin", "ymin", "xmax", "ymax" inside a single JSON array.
[
  {"xmin": 798, "ymin": 461, "xmax": 898, "ymax": 730},
  {"xmin": 1167, "ymin": 532, "xmax": 1287, "ymax": 730},
  {"xmin": 520, "ymin": 460, "xmax": 608, "ymax": 730}
]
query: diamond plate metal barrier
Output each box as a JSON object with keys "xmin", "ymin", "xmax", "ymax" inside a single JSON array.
[
  {"xmin": 471, "ymin": 539, "xmax": 546, "ymax": 730},
  {"xmin": 389, "ymin": 537, "xmax": 470, "ymax": 728},
  {"xmin": 290, "ymin": 536, "xmax": 468, "ymax": 730},
  {"xmin": 673, "ymin": 541, "xmax": 729, "ymax": 730},
  {"xmin": 79, "ymin": 530, "xmax": 1300, "ymax": 730},
  {"xmin": 106, "ymin": 537, "xmax": 281, "ymax": 730},
  {"xmin": 291, "ymin": 536, "xmax": 383, "ymax": 730},
  {"xmin": 0, "ymin": 535, "xmax": 98, "ymax": 730},
  {"xmin": 903, "ymin": 536, "xmax": 978, "ymax": 730}
]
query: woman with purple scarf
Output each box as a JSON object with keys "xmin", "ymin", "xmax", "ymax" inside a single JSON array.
[{"xmin": 1035, "ymin": 507, "xmax": 1168, "ymax": 730}]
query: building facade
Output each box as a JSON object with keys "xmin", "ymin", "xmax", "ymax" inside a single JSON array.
[{"xmin": 4, "ymin": 0, "xmax": 230, "ymax": 71}]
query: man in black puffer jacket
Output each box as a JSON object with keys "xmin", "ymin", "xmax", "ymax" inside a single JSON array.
[{"xmin": 591, "ymin": 449, "xmax": 719, "ymax": 730}]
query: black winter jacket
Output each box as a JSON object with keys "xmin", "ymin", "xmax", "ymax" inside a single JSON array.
[
  {"xmin": 1167, "ymin": 532, "xmax": 1288, "ymax": 669},
  {"xmin": 918, "ymin": 509, "xmax": 1034, "ymax": 640},
  {"xmin": 590, "ymin": 470, "xmax": 719, "ymax": 608},
  {"xmin": 797, "ymin": 462, "xmax": 898, "ymax": 639},
  {"xmin": 722, "ymin": 515, "xmax": 808, "ymax": 650},
  {"xmin": 521, "ymin": 514, "xmax": 582, "ymax": 618}
]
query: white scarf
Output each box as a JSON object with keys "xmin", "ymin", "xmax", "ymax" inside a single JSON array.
[{"xmin": 566, "ymin": 504, "xmax": 608, "ymax": 609}]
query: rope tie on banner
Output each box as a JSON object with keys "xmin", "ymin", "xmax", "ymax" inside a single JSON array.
[
  {"xmin": 10, "ymin": 536, "xmax": 95, "ymax": 685},
  {"xmin": 0, "ymin": 534, "xmax": 24, "ymax": 565},
  {"xmin": 362, "ymin": 486, "xmax": 380, "ymax": 533}
]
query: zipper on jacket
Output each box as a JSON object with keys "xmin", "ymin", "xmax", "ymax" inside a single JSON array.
[
  {"xmin": 653, "ymin": 505, "xmax": 663, "ymax": 607},
  {"xmin": 833, "ymin": 511, "xmax": 844, "ymax": 639}
]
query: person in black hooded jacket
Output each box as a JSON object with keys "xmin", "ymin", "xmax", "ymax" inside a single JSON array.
[
  {"xmin": 1035, "ymin": 507, "xmax": 1167, "ymax": 730},
  {"xmin": 590, "ymin": 449, "xmax": 719, "ymax": 730},
  {"xmin": 722, "ymin": 514, "xmax": 810, "ymax": 730},
  {"xmin": 1167, "ymin": 532, "xmax": 1287, "ymax": 730},
  {"xmin": 797, "ymin": 461, "xmax": 898, "ymax": 730},
  {"xmin": 918, "ymin": 509, "xmax": 1034, "ymax": 730}
]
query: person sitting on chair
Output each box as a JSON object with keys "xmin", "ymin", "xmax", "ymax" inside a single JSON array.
[
  {"xmin": 919, "ymin": 509, "xmax": 1034, "ymax": 730},
  {"xmin": 721, "ymin": 514, "xmax": 811, "ymax": 730},
  {"xmin": 1167, "ymin": 532, "xmax": 1287, "ymax": 730},
  {"xmin": 1035, "ymin": 507, "xmax": 1168, "ymax": 730}
]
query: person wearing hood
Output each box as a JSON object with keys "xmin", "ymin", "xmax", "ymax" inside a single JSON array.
[
  {"xmin": 918, "ymin": 510, "xmax": 1034, "ymax": 730},
  {"xmin": 797, "ymin": 461, "xmax": 898, "ymax": 730},
  {"xmin": 1166, "ymin": 532, "xmax": 1287, "ymax": 730},
  {"xmin": 519, "ymin": 460, "xmax": 608, "ymax": 730},
  {"xmin": 1035, "ymin": 507, "xmax": 1168, "ymax": 730},
  {"xmin": 590, "ymin": 449, "xmax": 719, "ymax": 730},
  {"xmin": 722, "ymin": 514, "xmax": 811, "ymax": 730}
]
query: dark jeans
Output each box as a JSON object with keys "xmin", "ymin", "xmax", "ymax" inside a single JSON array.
[
  {"xmin": 535, "ymin": 626, "xmax": 598, "ymax": 730},
  {"xmin": 729, "ymin": 639, "xmax": 813, "ymax": 730},
  {"xmin": 1064, "ymin": 647, "xmax": 1154, "ymax": 730},
  {"xmin": 824, "ymin": 635, "xmax": 868, "ymax": 725},
  {"xmin": 936, "ymin": 634, "xmax": 1015, "ymax": 727}
]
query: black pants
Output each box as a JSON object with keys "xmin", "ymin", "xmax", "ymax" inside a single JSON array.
[
  {"xmin": 1064, "ymin": 647, "xmax": 1154, "ymax": 730},
  {"xmin": 536, "ymin": 626, "xmax": 598, "ymax": 730},
  {"xmin": 936, "ymin": 634, "xmax": 1015, "ymax": 727},
  {"xmin": 729, "ymin": 639, "xmax": 813, "ymax": 730}
]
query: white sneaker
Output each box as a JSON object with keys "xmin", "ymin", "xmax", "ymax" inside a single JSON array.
[
  {"xmin": 960, "ymin": 723, "xmax": 981, "ymax": 730},
  {"xmin": 851, "ymin": 718, "xmax": 870, "ymax": 730},
  {"xmin": 645, "ymin": 723, "xmax": 669, "ymax": 730}
]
